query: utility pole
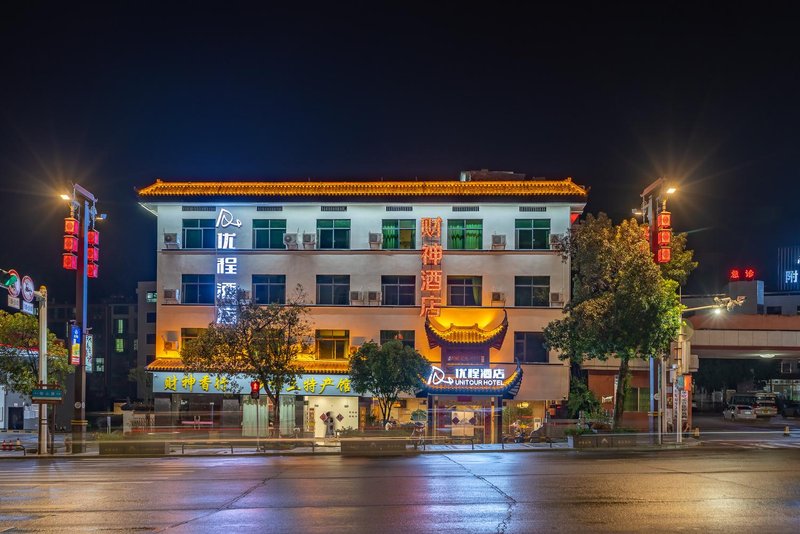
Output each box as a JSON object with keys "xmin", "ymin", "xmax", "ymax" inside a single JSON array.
[{"xmin": 35, "ymin": 286, "xmax": 48, "ymax": 455}]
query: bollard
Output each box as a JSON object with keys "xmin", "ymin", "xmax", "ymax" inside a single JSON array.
[
  {"xmin": 15, "ymin": 438, "xmax": 23, "ymax": 451},
  {"xmin": 785, "ymin": 426, "xmax": 791, "ymax": 437},
  {"xmin": 693, "ymin": 427, "xmax": 700, "ymax": 439}
]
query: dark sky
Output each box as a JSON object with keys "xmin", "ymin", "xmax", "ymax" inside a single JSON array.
[{"xmin": 1, "ymin": 3, "xmax": 797, "ymax": 303}]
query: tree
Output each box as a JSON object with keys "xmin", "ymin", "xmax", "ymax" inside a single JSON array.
[
  {"xmin": 0, "ymin": 310, "xmax": 72, "ymax": 395},
  {"xmin": 544, "ymin": 213, "xmax": 694, "ymax": 427},
  {"xmin": 348, "ymin": 339, "xmax": 431, "ymax": 428},
  {"xmin": 181, "ymin": 286, "xmax": 311, "ymax": 437}
]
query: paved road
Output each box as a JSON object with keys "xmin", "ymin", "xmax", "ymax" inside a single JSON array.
[{"xmin": 2, "ymin": 447, "xmax": 799, "ymax": 533}]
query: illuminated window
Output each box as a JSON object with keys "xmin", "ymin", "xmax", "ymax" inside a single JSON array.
[
  {"xmin": 515, "ymin": 219, "xmax": 551, "ymax": 250},
  {"xmin": 380, "ymin": 330, "xmax": 415, "ymax": 349},
  {"xmin": 447, "ymin": 276, "xmax": 482, "ymax": 306},
  {"xmin": 182, "ymin": 219, "xmax": 215, "ymax": 249},
  {"xmin": 253, "ymin": 219, "xmax": 287, "ymax": 249},
  {"xmin": 115, "ymin": 338, "xmax": 124, "ymax": 352},
  {"xmin": 95, "ymin": 358, "xmax": 104, "ymax": 372},
  {"xmin": 146, "ymin": 291, "xmax": 158, "ymax": 303},
  {"xmin": 514, "ymin": 276, "xmax": 550, "ymax": 307},
  {"xmin": 514, "ymin": 332, "xmax": 548, "ymax": 363},
  {"xmin": 316, "ymin": 330, "xmax": 349, "ymax": 360},
  {"xmin": 382, "ymin": 219, "xmax": 416, "ymax": 249},
  {"xmin": 115, "ymin": 319, "xmax": 126, "ymax": 334},
  {"xmin": 316, "ymin": 275, "xmax": 350, "ymax": 305},
  {"xmin": 381, "ymin": 275, "xmax": 415, "ymax": 306},
  {"xmin": 252, "ymin": 275, "xmax": 286, "ymax": 304},
  {"xmin": 181, "ymin": 274, "xmax": 215, "ymax": 304},
  {"xmin": 447, "ymin": 219, "xmax": 482, "ymax": 250},
  {"xmin": 317, "ymin": 219, "xmax": 350, "ymax": 249},
  {"xmin": 181, "ymin": 328, "xmax": 204, "ymax": 348}
]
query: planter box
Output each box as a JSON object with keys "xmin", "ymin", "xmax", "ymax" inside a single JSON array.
[
  {"xmin": 341, "ymin": 439, "xmax": 410, "ymax": 456},
  {"xmin": 99, "ymin": 440, "xmax": 169, "ymax": 455},
  {"xmin": 567, "ymin": 434, "xmax": 597, "ymax": 448},
  {"xmin": 568, "ymin": 434, "xmax": 637, "ymax": 449}
]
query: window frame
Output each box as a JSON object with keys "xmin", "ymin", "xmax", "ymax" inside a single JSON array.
[
  {"xmin": 381, "ymin": 275, "xmax": 416, "ymax": 306},
  {"xmin": 515, "ymin": 219, "xmax": 551, "ymax": 250},
  {"xmin": 514, "ymin": 276, "xmax": 550, "ymax": 307},
  {"xmin": 182, "ymin": 219, "xmax": 216, "ymax": 249},
  {"xmin": 252, "ymin": 219, "xmax": 288, "ymax": 249},
  {"xmin": 380, "ymin": 330, "xmax": 415, "ymax": 349},
  {"xmin": 447, "ymin": 219, "xmax": 483, "ymax": 250},
  {"xmin": 513, "ymin": 332, "xmax": 549, "ymax": 363},
  {"xmin": 447, "ymin": 276, "xmax": 482, "ymax": 306},
  {"xmin": 181, "ymin": 274, "xmax": 216, "ymax": 305},
  {"xmin": 382, "ymin": 219, "xmax": 416, "ymax": 250},
  {"xmin": 252, "ymin": 274, "xmax": 287, "ymax": 305},
  {"xmin": 317, "ymin": 219, "xmax": 351, "ymax": 249},
  {"xmin": 316, "ymin": 329, "xmax": 350, "ymax": 360},
  {"xmin": 316, "ymin": 275, "xmax": 351, "ymax": 305}
]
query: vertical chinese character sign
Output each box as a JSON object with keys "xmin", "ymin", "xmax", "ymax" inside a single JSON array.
[
  {"xmin": 420, "ymin": 217, "xmax": 443, "ymax": 316},
  {"xmin": 215, "ymin": 208, "xmax": 242, "ymax": 323}
]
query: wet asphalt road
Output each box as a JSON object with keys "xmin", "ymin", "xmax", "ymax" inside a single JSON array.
[{"xmin": 1, "ymin": 447, "xmax": 799, "ymax": 533}]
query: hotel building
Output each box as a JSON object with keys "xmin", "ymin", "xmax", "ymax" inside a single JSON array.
[{"xmin": 138, "ymin": 171, "xmax": 587, "ymax": 442}]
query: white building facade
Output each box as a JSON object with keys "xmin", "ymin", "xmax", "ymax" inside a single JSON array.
[{"xmin": 138, "ymin": 172, "xmax": 587, "ymax": 442}]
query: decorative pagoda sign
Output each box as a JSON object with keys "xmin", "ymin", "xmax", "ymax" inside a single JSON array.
[{"xmin": 420, "ymin": 217, "xmax": 443, "ymax": 317}]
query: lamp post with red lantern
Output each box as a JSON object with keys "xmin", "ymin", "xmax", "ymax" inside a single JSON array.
[{"xmin": 61, "ymin": 184, "xmax": 104, "ymax": 453}]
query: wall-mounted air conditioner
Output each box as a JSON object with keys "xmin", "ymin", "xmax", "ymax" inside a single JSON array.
[
  {"xmin": 368, "ymin": 232, "xmax": 383, "ymax": 249},
  {"xmin": 350, "ymin": 291, "xmax": 363, "ymax": 303},
  {"xmin": 550, "ymin": 233, "xmax": 564, "ymax": 250},
  {"xmin": 491, "ymin": 291, "xmax": 506, "ymax": 303},
  {"xmin": 163, "ymin": 289, "xmax": 180, "ymax": 302},
  {"xmin": 491, "ymin": 234, "xmax": 506, "ymax": 250},
  {"xmin": 163, "ymin": 331, "xmax": 179, "ymax": 351},
  {"xmin": 302, "ymin": 233, "xmax": 316, "ymax": 249},
  {"xmin": 163, "ymin": 233, "xmax": 180, "ymax": 249},
  {"xmin": 283, "ymin": 233, "xmax": 299, "ymax": 249},
  {"xmin": 550, "ymin": 292, "xmax": 564, "ymax": 306},
  {"xmin": 367, "ymin": 291, "xmax": 381, "ymax": 303},
  {"xmin": 163, "ymin": 341, "xmax": 177, "ymax": 351}
]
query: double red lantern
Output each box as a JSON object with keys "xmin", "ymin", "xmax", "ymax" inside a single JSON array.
[
  {"xmin": 654, "ymin": 210, "xmax": 671, "ymax": 264},
  {"xmin": 87, "ymin": 230, "xmax": 99, "ymax": 278},
  {"xmin": 62, "ymin": 217, "xmax": 100, "ymax": 278}
]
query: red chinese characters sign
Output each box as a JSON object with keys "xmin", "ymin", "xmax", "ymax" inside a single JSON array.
[
  {"xmin": 729, "ymin": 268, "xmax": 756, "ymax": 281},
  {"xmin": 420, "ymin": 217, "xmax": 443, "ymax": 316}
]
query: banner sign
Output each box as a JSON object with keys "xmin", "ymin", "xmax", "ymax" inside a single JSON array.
[
  {"xmin": 69, "ymin": 325, "xmax": 81, "ymax": 365},
  {"xmin": 152, "ymin": 372, "xmax": 360, "ymax": 396},
  {"xmin": 85, "ymin": 334, "xmax": 94, "ymax": 373},
  {"xmin": 427, "ymin": 365, "xmax": 506, "ymax": 387}
]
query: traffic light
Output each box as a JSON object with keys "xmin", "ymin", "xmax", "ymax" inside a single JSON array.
[
  {"xmin": 0, "ymin": 269, "xmax": 17, "ymax": 288},
  {"xmin": 250, "ymin": 380, "xmax": 260, "ymax": 399}
]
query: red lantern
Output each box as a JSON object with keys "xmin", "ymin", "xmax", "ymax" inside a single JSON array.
[
  {"xmin": 64, "ymin": 217, "xmax": 79, "ymax": 236},
  {"xmin": 656, "ymin": 248, "xmax": 671, "ymax": 264},
  {"xmin": 87, "ymin": 263, "xmax": 98, "ymax": 279},
  {"xmin": 63, "ymin": 253, "xmax": 78, "ymax": 270},
  {"xmin": 87, "ymin": 246, "xmax": 99, "ymax": 262},
  {"xmin": 87, "ymin": 230, "xmax": 99, "ymax": 246},
  {"xmin": 656, "ymin": 211, "xmax": 671, "ymax": 229},
  {"xmin": 656, "ymin": 230, "xmax": 671, "ymax": 246},
  {"xmin": 63, "ymin": 235, "xmax": 78, "ymax": 253}
]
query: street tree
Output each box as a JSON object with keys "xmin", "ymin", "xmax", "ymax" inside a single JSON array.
[
  {"xmin": 348, "ymin": 339, "xmax": 431, "ymax": 428},
  {"xmin": 544, "ymin": 213, "xmax": 695, "ymax": 427},
  {"xmin": 181, "ymin": 286, "xmax": 311, "ymax": 437},
  {"xmin": 0, "ymin": 310, "xmax": 72, "ymax": 395}
]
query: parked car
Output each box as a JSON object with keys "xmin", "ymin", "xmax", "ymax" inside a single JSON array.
[
  {"xmin": 723, "ymin": 404, "xmax": 757, "ymax": 421},
  {"xmin": 778, "ymin": 398, "xmax": 800, "ymax": 418},
  {"xmin": 729, "ymin": 393, "xmax": 777, "ymax": 418}
]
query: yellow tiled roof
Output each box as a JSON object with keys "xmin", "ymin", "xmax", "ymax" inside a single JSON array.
[
  {"xmin": 146, "ymin": 357, "xmax": 349, "ymax": 374},
  {"xmin": 137, "ymin": 178, "xmax": 587, "ymax": 199},
  {"xmin": 146, "ymin": 358, "xmax": 185, "ymax": 371},
  {"xmin": 425, "ymin": 311, "xmax": 509, "ymax": 349}
]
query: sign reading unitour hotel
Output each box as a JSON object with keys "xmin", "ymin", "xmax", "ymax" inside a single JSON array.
[
  {"xmin": 427, "ymin": 365, "xmax": 506, "ymax": 387},
  {"xmin": 152, "ymin": 372, "xmax": 359, "ymax": 396}
]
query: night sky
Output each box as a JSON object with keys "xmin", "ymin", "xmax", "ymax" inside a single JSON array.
[{"xmin": 1, "ymin": 4, "xmax": 797, "ymax": 303}]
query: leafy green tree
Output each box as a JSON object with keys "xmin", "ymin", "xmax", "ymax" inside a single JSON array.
[
  {"xmin": 348, "ymin": 339, "xmax": 431, "ymax": 427},
  {"xmin": 0, "ymin": 310, "xmax": 72, "ymax": 395},
  {"xmin": 544, "ymin": 213, "xmax": 694, "ymax": 427},
  {"xmin": 181, "ymin": 287, "xmax": 311, "ymax": 437}
]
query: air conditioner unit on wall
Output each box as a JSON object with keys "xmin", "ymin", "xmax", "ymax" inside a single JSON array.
[
  {"xmin": 163, "ymin": 233, "xmax": 180, "ymax": 249},
  {"xmin": 302, "ymin": 233, "xmax": 316, "ymax": 249},
  {"xmin": 367, "ymin": 291, "xmax": 381, "ymax": 303},
  {"xmin": 283, "ymin": 233, "xmax": 299, "ymax": 249},
  {"xmin": 491, "ymin": 234, "xmax": 506, "ymax": 249},
  {"xmin": 368, "ymin": 232, "xmax": 383, "ymax": 249},
  {"xmin": 163, "ymin": 289, "xmax": 180, "ymax": 302},
  {"xmin": 350, "ymin": 291, "xmax": 363, "ymax": 303},
  {"xmin": 550, "ymin": 233, "xmax": 564, "ymax": 250},
  {"xmin": 163, "ymin": 341, "xmax": 177, "ymax": 351},
  {"xmin": 550, "ymin": 292, "xmax": 564, "ymax": 306},
  {"xmin": 491, "ymin": 291, "xmax": 505, "ymax": 303}
]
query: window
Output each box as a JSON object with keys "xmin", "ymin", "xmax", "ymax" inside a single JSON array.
[
  {"xmin": 447, "ymin": 276, "xmax": 482, "ymax": 306},
  {"xmin": 317, "ymin": 219, "xmax": 351, "ymax": 249},
  {"xmin": 252, "ymin": 275, "xmax": 286, "ymax": 304},
  {"xmin": 253, "ymin": 219, "xmax": 287, "ymax": 249},
  {"xmin": 623, "ymin": 387, "xmax": 651, "ymax": 412},
  {"xmin": 380, "ymin": 330, "xmax": 415, "ymax": 349},
  {"xmin": 146, "ymin": 333, "xmax": 156, "ymax": 345},
  {"xmin": 146, "ymin": 312, "xmax": 156, "ymax": 324},
  {"xmin": 113, "ymin": 305, "xmax": 128, "ymax": 315},
  {"xmin": 115, "ymin": 338, "xmax": 124, "ymax": 353},
  {"xmin": 381, "ymin": 275, "xmax": 416, "ymax": 306},
  {"xmin": 514, "ymin": 332, "xmax": 548, "ymax": 363},
  {"xmin": 146, "ymin": 291, "xmax": 158, "ymax": 303},
  {"xmin": 181, "ymin": 275, "xmax": 215, "ymax": 304},
  {"xmin": 316, "ymin": 330, "xmax": 349, "ymax": 360},
  {"xmin": 181, "ymin": 328, "xmax": 204, "ymax": 347},
  {"xmin": 115, "ymin": 319, "xmax": 126, "ymax": 334},
  {"xmin": 316, "ymin": 275, "xmax": 350, "ymax": 305},
  {"xmin": 95, "ymin": 358, "xmax": 104, "ymax": 372},
  {"xmin": 382, "ymin": 219, "xmax": 416, "ymax": 249},
  {"xmin": 182, "ymin": 219, "xmax": 215, "ymax": 249},
  {"xmin": 447, "ymin": 219, "xmax": 482, "ymax": 250},
  {"xmin": 515, "ymin": 219, "xmax": 551, "ymax": 249},
  {"xmin": 515, "ymin": 276, "xmax": 550, "ymax": 307}
]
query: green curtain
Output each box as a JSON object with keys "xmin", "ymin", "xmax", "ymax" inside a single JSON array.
[{"xmin": 382, "ymin": 220, "xmax": 398, "ymax": 249}]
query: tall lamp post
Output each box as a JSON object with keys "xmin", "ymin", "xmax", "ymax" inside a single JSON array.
[{"xmin": 62, "ymin": 184, "xmax": 104, "ymax": 453}]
